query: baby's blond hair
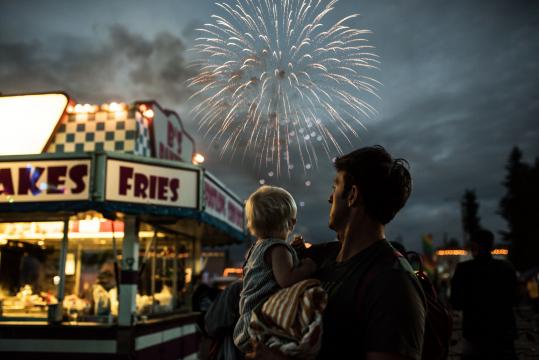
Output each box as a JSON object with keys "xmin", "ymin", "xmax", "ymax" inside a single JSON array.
[{"xmin": 245, "ymin": 185, "xmax": 297, "ymax": 238}]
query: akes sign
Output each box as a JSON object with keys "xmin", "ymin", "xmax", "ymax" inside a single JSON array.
[{"xmin": 0, "ymin": 159, "xmax": 90, "ymax": 202}]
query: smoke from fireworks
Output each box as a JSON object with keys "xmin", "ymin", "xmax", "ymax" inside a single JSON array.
[{"xmin": 188, "ymin": 0, "xmax": 380, "ymax": 174}]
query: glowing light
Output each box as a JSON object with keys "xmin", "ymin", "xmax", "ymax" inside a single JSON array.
[
  {"xmin": 79, "ymin": 219, "xmax": 101, "ymax": 233},
  {"xmin": 0, "ymin": 93, "xmax": 68, "ymax": 155},
  {"xmin": 304, "ymin": 242, "xmax": 312, "ymax": 249},
  {"xmin": 143, "ymin": 109, "xmax": 154, "ymax": 118},
  {"xmin": 305, "ymin": 180, "xmax": 311, "ymax": 186},
  {"xmin": 109, "ymin": 102, "xmax": 121, "ymax": 112},
  {"xmin": 259, "ymin": 179, "xmax": 266, "ymax": 185},
  {"xmin": 223, "ymin": 267, "xmax": 243, "ymax": 277},
  {"xmin": 192, "ymin": 153, "xmax": 205, "ymax": 164},
  {"xmin": 65, "ymin": 253, "xmax": 76, "ymax": 275},
  {"xmin": 53, "ymin": 276, "xmax": 60, "ymax": 286},
  {"xmin": 0, "ymin": 237, "xmax": 7, "ymax": 245},
  {"xmin": 37, "ymin": 240, "xmax": 45, "ymax": 246},
  {"xmin": 436, "ymin": 249, "xmax": 468, "ymax": 256},
  {"xmin": 492, "ymin": 248, "xmax": 509, "ymax": 255},
  {"xmin": 299, "ymin": 201, "xmax": 305, "ymax": 207},
  {"xmin": 188, "ymin": 0, "xmax": 379, "ymax": 174},
  {"xmin": 268, "ymin": 171, "xmax": 274, "ymax": 177}
]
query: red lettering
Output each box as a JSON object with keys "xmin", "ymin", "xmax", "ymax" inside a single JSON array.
[
  {"xmin": 47, "ymin": 166, "xmax": 67, "ymax": 194},
  {"xmin": 157, "ymin": 176, "xmax": 168, "ymax": 200},
  {"xmin": 0, "ymin": 168, "xmax": 14, "ymax": 195},
  {"xmin": 149, "ymin": 175, "xmax": 157, "ymax": 198},
  {"xmin": 118, "ymin": 166, "xmax": 134, "ymax": 195},
  {"xmin": 18, "ymin": 167, "xmax": 44, "ymax": 195},
  {"xmin": 167, "ymin": 121, "xmax": 175, "ymax": 147},
  {"xmin": 134, "ymin": 173, "xmax": 148, "ymax": 198},
  {"xmin": 170, "ymin": 178, "xmax": 179, "ymax": 202},
  {"xmin": 228, "ymin": 202, "xmax": 244, "ymax": 229},
  {"xmin": 205, "ymin": 182, "xmax": 222, "ymax": 213},
  {"xmin": 69, "ymin": 164, "xmax": 87, "ymax": 194},
  {"xmin": 159, "ymin": 143, "xmax": 165, "ymax": 158}
]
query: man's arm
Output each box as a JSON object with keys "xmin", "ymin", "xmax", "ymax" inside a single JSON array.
[{"xmin": 204, "ymin": 280, "xmax": 242, "ymax": 336}]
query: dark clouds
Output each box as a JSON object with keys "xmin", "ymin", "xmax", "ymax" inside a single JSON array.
[
  {"xmin": 1, "ymin": 0, "xmax": 538, "ymax": 255},
  {"xmin": 0, "ymin": 24, "xmax": 193, "ymax": 104}
]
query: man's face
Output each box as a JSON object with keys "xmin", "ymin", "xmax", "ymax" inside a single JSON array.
[{"xmin": 328, "ymin": 171, "xmax": 349, "ymax": 233}]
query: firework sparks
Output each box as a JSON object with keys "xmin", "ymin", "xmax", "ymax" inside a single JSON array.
[{"xmin": 188, "ymin": 0, "xmax": 380, "ymax": 174}]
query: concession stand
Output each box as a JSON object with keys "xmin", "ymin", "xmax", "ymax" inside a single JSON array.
[{"xmin": 0, "ymin": 92, "xmax": 246, "ymax": 359}]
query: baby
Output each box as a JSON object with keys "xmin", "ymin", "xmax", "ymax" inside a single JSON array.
[{"xmin": 233, "ymin": 185, "xmax": 317, "ymax": 353}]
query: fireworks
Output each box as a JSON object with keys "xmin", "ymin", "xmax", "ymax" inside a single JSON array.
[{"xmin": 188, "ymin": 0, "xmax": 380, "ymax": 174}]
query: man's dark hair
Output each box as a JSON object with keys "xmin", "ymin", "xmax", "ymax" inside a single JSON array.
[
  {"xmin": 471, "ymin": 229, "xmax": 494, "ymax": 250},
  {"xmin": 334, "ymin": 145, "xmax": 411, "ymax": 225}
]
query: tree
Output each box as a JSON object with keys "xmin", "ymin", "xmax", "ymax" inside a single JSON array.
[
  {"xmin": 499, "ymin": 147, "xmax": 539, "ymax": 271},
  {"xmin": 461, "ymin": 189, "xmax": 481, "ymax": 246}
]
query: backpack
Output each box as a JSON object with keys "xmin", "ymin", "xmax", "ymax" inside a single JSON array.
[
  {"xmin": 405, "ymin": 251, "xmax": 452, "ymax": 360},
  {"xmin": 358, "ymin": 249, "xmax": 452, "ymax": 360}
]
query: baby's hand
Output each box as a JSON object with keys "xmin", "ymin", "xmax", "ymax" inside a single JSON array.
[{"xmin": 290, "ymin": 234, "xmax": 305, "ymax": 249}]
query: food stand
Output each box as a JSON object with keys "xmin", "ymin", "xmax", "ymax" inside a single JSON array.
[{"xmin": 0, "ymin": 92, "xmax": 246, "ymax": 359}]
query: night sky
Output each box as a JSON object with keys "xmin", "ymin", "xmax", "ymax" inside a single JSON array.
[{"xmin": 1, "ymin": 0, "xmax": 538, "ymax": 258}]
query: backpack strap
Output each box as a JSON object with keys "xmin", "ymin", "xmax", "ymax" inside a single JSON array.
[{"xmin": 345, "ymin": 241, "xmax": 404, "ymax": 319}]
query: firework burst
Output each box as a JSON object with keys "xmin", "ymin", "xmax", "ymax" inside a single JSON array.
[{"xmin": 188, "ymin": 0, "xmax": 380, "ymax": 175}]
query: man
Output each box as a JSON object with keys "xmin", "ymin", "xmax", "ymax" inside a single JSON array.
[
  {"xmin": 205, "ymin": 280, "xmax": 244, "ymax": 360},
  {"xmin": 450, "ymin": 229, "xmax": 518, "ymax": 360},
  {"xmin": 248, "ymin": 145, "xmax": 426, "ymax": 360}
]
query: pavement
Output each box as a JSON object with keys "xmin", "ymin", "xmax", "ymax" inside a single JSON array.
[{"xmin": 449, "ymin": 306, "xmax": 539, "ymax": 359}]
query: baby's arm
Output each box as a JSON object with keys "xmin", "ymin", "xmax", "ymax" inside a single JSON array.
[{"xmin": 268, "ymin": 245, "xmax": 316, "ymax": 288}]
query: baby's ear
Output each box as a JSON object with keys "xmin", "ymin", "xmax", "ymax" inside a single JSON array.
[{"xmin": 289, "ymin": 218, "xmax": 296, "ymax": 229}]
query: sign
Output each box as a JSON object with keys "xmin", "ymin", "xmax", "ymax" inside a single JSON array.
[
  {"xmin": 0, "ymin": 93, "xmax": 68, "ymax": 156},
  {"xmin": 152, "ymin": 107, "xmax": 194, "ymax": 163},
  {"xmin": 204, "ymin": 176, "xmax": 244, "ymax": 232},
  {"xmin": 0, "ymin": 159, "xmax": 90, "ymax": 202},
  {"xmin": 105, "ymin": 159, "xmax": 198, "ymax": 208}
]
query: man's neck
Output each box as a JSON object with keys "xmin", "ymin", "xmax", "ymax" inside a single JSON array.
[{"xmin": 336, "ymin": 218, "xmax": 385, "ymax": 262}]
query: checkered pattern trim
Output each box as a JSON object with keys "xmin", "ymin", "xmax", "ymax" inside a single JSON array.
[
  {"xmin": 134, "ymin": 111, "xmax": 152, "ymax": 157},
  {"xmin": 47, "ymin": 108, "xmax": 152, "ymax": 157}
]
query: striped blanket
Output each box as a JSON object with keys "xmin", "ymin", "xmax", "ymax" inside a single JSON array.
[{"xmin": 248, "ymin": 279, "xmax": 328, "ymax": 359}]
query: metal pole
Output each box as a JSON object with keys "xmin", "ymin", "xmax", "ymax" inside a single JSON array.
[
  {"xmin": 172, "ymin": 238, "xmax": 178, "ymax": 308},
  {"xmin": 151, "ymin": 231, "xmax": 157, "ymax": 312},
  {"xmin": 56, "ymin": 217, "xmax": 69, "ymax": 321},
  {"xmin": 73, "ymin": 243, "xmax": 82, "ymax": 296},
  {"xmin": 118, "ymin": 216, "xmax": 139, "ymax": 326}
]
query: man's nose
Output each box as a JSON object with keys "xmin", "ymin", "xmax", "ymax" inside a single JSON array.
[{"xmin": 328, "ymin": 193, "xmax": 333, "ymax": 204}]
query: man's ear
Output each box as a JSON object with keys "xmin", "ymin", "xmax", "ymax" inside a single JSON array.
[{"xmin": 348, "ymin": 185, "xmax": 361, "ymax": 207}]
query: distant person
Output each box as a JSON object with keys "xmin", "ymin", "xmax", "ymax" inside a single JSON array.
[
  {"xmin": 450, "ymin": 229, "xmax": 518, "ymax": 360},
  {"xmin": 233, "ymin": 185, "xmax": 317, "ymax": 353}
]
